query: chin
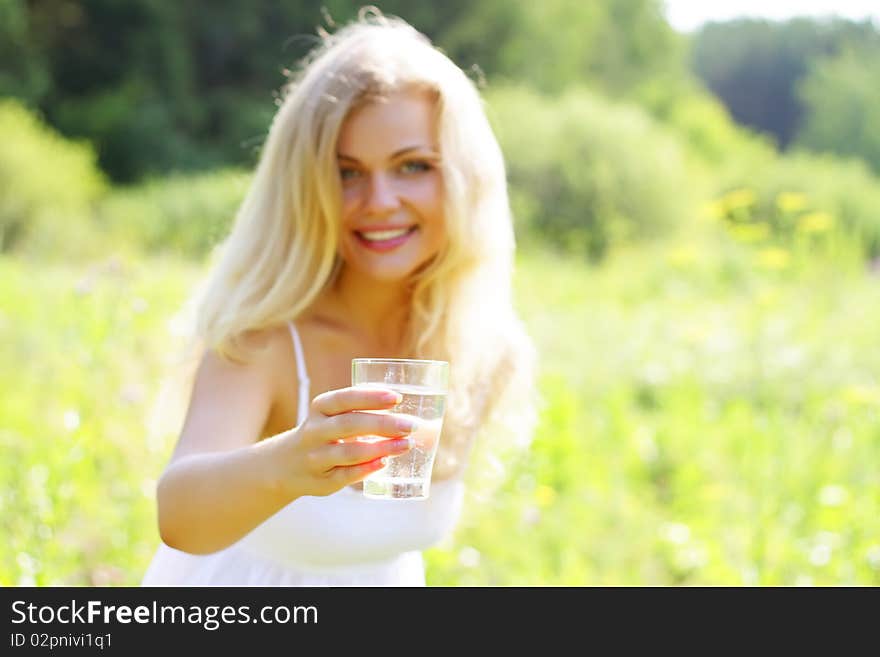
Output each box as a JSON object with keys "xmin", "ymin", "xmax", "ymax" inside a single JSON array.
[
  {"xmin": 354, "ymin": 261, "xmax": 427, "ymax": 283},
  {"xmin": 340, "ymin": 244, "xmax": 438, "ymax": 284}
]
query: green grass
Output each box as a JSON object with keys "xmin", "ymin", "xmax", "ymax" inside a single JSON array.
[
  {"xmin": 2, "ymin": 238, "xmax": 880, "ymax": 585},
  {"xmin": 427, "ymin": 240, "xmax": 880, "ymax": 585},
  {"xmin": 0, "ymin": 254, "xmax": 203, "ymax": 585}
]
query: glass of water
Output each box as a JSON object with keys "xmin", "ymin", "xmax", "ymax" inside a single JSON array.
[{"xmin": 352, "ymin": 358, "xmax": 449, "ymax": 500}]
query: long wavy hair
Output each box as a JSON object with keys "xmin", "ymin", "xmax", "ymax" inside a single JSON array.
[{"xmin": 156, "ymin": 9, "xmax": 537, "ymax": 481}]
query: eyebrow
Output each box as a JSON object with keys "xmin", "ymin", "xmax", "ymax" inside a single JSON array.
[{"xmin": 337, "ymin": 146, "xmax": 439, "ymax": 162}]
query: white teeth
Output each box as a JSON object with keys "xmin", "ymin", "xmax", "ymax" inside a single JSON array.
[{"xmin": 358, "ymin": 227, "xmax": 412, "ymax": 241}]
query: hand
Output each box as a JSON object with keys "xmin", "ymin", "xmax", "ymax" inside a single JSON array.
[{"xmin": 277, "ymin": 386, "xmax": 415, "ymax": 497}]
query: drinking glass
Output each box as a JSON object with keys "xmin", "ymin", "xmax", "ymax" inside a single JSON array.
[{"xmin": 351, "ymin": 358, "xmax": 448, "ymax": 500}]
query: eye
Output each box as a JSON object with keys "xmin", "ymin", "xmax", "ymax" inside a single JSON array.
[
  {"xmin": 339, "ymin": 166, "xmax": 362, "ymax": 182},
  {"xmin": 399, "ymin": 160, "xmax": 433, "ymax": 174}
]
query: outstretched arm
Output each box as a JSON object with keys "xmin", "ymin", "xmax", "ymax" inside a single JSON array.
[{"xmin": 156, "ymin": 339, "xmax": 415, "ymax": 554}]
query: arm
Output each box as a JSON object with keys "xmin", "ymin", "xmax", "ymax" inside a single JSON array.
[{"xmin": 156, "ymin": 336, "xmax": 416, "ymax": 555}]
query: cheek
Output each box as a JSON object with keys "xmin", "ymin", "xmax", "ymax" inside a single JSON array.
[
  {"xmin": 341, "ymin": 186, "xmax": 361, "ymax": 219},
  {"xmin": 412, "ymin": 177, "xmax": 444, "ymax": 217},
  {"xmin": 420, "ymin": 213, "xmax": 447, "ymax": 258},
  {"xmin": 412, "ymin": 180, "xmax": 445, "ymax": 245}
]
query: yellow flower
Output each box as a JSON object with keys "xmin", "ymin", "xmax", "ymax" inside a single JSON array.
[
  {"xmin": 756, "ymin": 247, "xmax": 790, "ymax": 270},
  {"xmin": 701, "ymin": 200, "xmax": 726, "ymax": 221},
  {"xmin": 534, "ymin": 484, "xmax": 557, "ymax": 508},
  {"xmin": 681, "ymin": 323, "xmax": 711, "ymax": 344},
  {"xmin": 841, "ymin": 385, "xmax": 880, "ymax": 406},
  {"xmin": 756, "ymin": 288, "xmax": 781, "ymax": 308},
  {"xmin": 776, "ymin": 192, "xmax": 808, "ymax": 214},
  {"xmin": 798, "ymin": 211, "xmax": 835, "ymax": 234},
  {"xmin": 721, "ymin": 188, "xmax": 757, "ymax": 212},
  {"xmin": 728, "ymin": 223, "xmax": 770, "ymax": 243},
  {"xmin": 666, "ymin": 244, "xmax": 700, "ymax": 267}
]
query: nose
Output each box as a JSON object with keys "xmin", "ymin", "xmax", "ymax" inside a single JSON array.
[{"xmin": 364, "ymin": 172, "xmax": 401, "ymax": 216}]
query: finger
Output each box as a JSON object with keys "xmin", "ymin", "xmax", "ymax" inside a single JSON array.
[
  {"xmin": 309, "ymin": 411, "xmax": 418, "ymax": 446},
  {"xmin": 312, "ymin": 386, "xmax": 402, "ymax": 417},
  {"xmin": 316, "ymin": 437, "xmax": 413, "ymax": 472},
  {"xmin": 327, "ymin": 455, "xmax": 389, "ymax": 486}
]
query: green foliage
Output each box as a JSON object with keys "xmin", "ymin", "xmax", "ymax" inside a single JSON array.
[
  {"xmin": 0, "ymin": 255, "xmax": 203, "ymax": 585},
  {"xmin": 0, "ymin": 0, "xmax": 49, "ymax": 103},
  {"xmin": 5, "ymin": 0, "xmax": 688, "ymax": 182},
  {"xmin": 475, "ymin": 0, "xmax": 685, "ymax": 96},
  {"xmin": 96, "ymin": 169, "xmax": 251, "ymax": 259},
  {"xmin": 486, "ymin": 84, "xmax": 699, "ymax": 260},
  {"xmin": 795, "ymin": 46, "xmax": 880, "ymax": 176},
  {"xmin": 13, "ymin": 0, "xmax": 302, "ymax": 182},
  {"xmin": 0, "ymin": 98, "xmax": 250, "ymax": 261},
  {"xmin": 709, "ymin": 151, "xmax": 880, "ymax": 261},
  {"xmin": 51, "ymin": 80, "xmax": 236, "ymax": 184},
  {"xmin": 690, "ymin": 17, "xmax": 880, "ymax": 148},
  {"xmin": 4, "ymin": 2, "xmax": 880, "ymax": 588},
  {"xmin": 4, "ymin": 239, "xmax": 880, "ymax": 585},
  {"xmin": 431, "ymin": 241, "xmax": 880, "ymax": 585},
  {"xmin": 0, "ymin": 98, "xmax": 107, "ymax": 257},
  {"xmin": 635, "ymin": 77, "xmax": 776, "ymax": 174}
]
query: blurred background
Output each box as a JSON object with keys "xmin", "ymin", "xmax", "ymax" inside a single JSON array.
[{"xmin": 2, "ymin": 0, "xmax": 879, "ymax": 586}]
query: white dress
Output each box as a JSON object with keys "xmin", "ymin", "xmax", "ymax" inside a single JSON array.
[{"xmin": 141, "ymin": 322, "xmax": 464, "ymax": 586}]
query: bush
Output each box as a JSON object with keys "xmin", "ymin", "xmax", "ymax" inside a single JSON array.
[
  {"xmin": 635, "ymin": 79, "xmax": 777, "ymax": 176},
  {"xmin": 485, "ymin": 85, "xmax": 699, "ymax": 260},
  {"xmin": 0, "ymin": 98, "xmax": 107, "ymax": 257},
  {"xmin": 708, "ymin": 150, "xmax": 880, "ymax": 262},
  {"xmin": 795, "ymin": 46, "xmax": 880, "ymax": 176},
  {"xmin": 96, "ymin": 169, "xmax": 251, "ymax": 259}
]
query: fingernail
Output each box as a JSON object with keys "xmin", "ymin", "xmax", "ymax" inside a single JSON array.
[
  {"xmin": 393, "ymin": 437, "xmax": 414, "ymax": 451},
  {"xmin": 395, "ymin": 416, "xmax": 418, "ymax": 433},
  {"xmin": 382, "ymin": 391, "xmax": 403, "ymax": 404}
]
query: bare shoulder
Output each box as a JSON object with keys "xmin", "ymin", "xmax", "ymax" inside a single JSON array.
[
  {"xmin": 171, "ymin": 325, "xmax": 294, "ymax": 459},
  {"xmin": 235, "ymin": 324, "xmax": 292, "ymax": 360},
  {"xmin": 194, "ymin": 326, "xmax": 290, "ymax": 387}
]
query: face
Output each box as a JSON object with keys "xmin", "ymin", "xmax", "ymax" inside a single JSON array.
[{"xmin": 335, "ymin": 89, "xmax": 446, "ymax": 284}]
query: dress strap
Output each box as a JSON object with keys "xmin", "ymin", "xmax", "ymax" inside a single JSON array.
[{"xmin": 287, "ymin": 321, "xmax": 311, "ymax": 427}]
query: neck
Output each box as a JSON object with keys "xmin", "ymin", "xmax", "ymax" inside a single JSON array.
[{"xmin": 323, "ymin": 266, "xmax": 413, "ymax": 354}]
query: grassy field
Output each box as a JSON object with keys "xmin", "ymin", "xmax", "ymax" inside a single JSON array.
[{"xmin": 2, "ymin": 237, "xmax": 879, "ymax": 585}]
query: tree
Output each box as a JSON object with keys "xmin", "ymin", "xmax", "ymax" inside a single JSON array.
[
  {"xmin": 690, "ymin": 17, "xmax": 880, "ymax": 149},
  {"xmin": 2, "ymin": 0, "xmax": 689, "ymax": 181},
  {"xmin": 795, "ymin": 46, "xmax": 880, "ymax": 175},
  {"xmin": 0, "ymin": 0, "xmax": 49, "ymax": 103}
]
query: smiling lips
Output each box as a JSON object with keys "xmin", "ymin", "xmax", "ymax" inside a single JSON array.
[{"xmin": 354, "ymin": 225, "xmax": 418, "ymax": 252}]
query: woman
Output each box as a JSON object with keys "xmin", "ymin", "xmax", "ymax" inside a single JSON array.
[{"xmin": 142, "ymin": 9, "xmax": 537, "ymax": 586}]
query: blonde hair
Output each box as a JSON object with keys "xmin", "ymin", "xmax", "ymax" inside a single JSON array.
[{"xmin": 165, "ymin": 8, "xmax": 537, "ymax": 480}]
